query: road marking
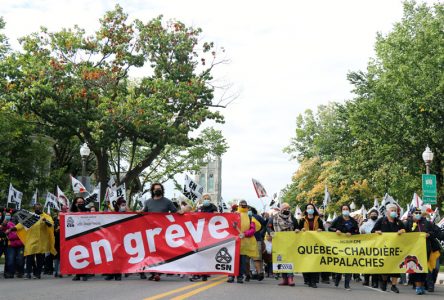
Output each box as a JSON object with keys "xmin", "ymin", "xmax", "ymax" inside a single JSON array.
[
  {"xmin": 143, "ymin": 276, "xmax": 224, "ymax": 300},
  {"xmin": 363, "ymin": 285, "xmax": 386, "ymax": 293},
  {"xmin": 170, "ymin": 277, "xmax": 227, "ymax": 300}
]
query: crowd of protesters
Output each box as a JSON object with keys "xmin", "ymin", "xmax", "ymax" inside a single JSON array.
[{"xmin": 1, "ymin": 187, "xmax": 444, "ymax": 296}]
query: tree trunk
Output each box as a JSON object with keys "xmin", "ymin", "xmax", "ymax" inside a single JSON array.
[{"xmin": 95, "ymin": 148, "xmax": 109, "ymax": 209}]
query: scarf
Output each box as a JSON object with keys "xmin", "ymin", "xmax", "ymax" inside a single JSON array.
[{"xmin": 273, "ymin": 212, "xmax": 294, "ymax": 232}]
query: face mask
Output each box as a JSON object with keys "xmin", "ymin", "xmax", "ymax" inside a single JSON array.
[
  {"xmin": 203, "ymin": 200, "xmax": 210, "ymax": 207},
  {"xmin": 248, "ymin": 211, "xmax": 253, "ymax": 217},
  {"xmin": 342, "ymin": 210, "xmax": 350, "ymax": 217},
  {"xmin": 307, "ymin": 209, "xmax": 314, "ymax": 215},
  {"xmin": 119, "ymin": 206, "xmax": 127, "ymax": 212},
  {"xmin": 282, "ymin": 210, "xmax": 290, "ymax": 216},
  {"xmin": 5, "ymin": 215, "xmax": 11, "ymax": 221},
  {"xmin": 154, "ymin": 189, "xmax": 163, "ymax": 197},
  {"xmin": 77, "ymin": 203, "xmax": 85, "ymax": 209},
  {"xmin": 389, "ymin": 211, "xmax": 398, "ymax": 219},
  {"xmin": 35, "ymin": 209, "xmax": 42, "ymax": 215},
  {"xmin": 370, "ymin": 216, "xmax": 378, "ymax": 221},
  {"xmin": 414, "ymin": 214, "xmax": 421, "ymax": 220}
]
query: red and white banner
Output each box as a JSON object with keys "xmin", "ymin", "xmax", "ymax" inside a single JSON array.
[{"xmin": 60, "ymin": 212, "xmax": 240, "ymax": 275}]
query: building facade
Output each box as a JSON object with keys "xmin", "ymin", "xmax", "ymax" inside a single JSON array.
[{"xmin": 195, "ymin": 156, "xmax": 222, "ymax": 206}]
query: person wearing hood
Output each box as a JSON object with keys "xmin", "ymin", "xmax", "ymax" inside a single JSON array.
[
  {"xmin": 372, "ymin": 203, "xmax": 406, "ymax": 293},
  {"xmin": 267, "ymin": 202, "xmax": 298, "ymax": 287},
  {"xmin": 296, "ymin": 203, "xmax": 324, "ymax": 288},
  {"xmin": 405, "ymin": 207, "xmax": 441, "ymax": 294},
  {"xmin": 227, "ymin": 200, "xmax": 258, "ymax": 284},
  {"xmin": 329, "ymin": 204, "xmax": 359, "ymax": 291},
  {"xmin": 6, "ymin": 203, "xmax": 56, "ymax": 280},
  {"xmin": 359, "ymin": 208, "xmax": 380, "ymax": 288}
]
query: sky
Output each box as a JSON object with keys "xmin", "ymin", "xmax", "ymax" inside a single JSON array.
[{"xmin": 1, "ymin": 0, "xmax": 437, "ymax": 210}]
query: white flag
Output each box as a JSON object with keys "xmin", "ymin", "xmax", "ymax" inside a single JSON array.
[
  {"xmin": 294, "ymin": 205, "xmax": 302, "ymax": 220},
  {"xmin": 183, "ymin": 174, "xmax": 204, "ymax": 202},
  {"xmin": 85, "ymin": 183, "xmax": 101, "ymax": 208},
  {"xmin": 252, "ymin": 178, "xmax": 268, "ymax": 198},
  {"xmin": 57, "ymin": 186, "xmax": 70, "ymax": 207},
  {"xmin": 44, "ymin": 192, "xmax": 60, "ymax": 211},
  {"xmin": 31, "ymin": 189, "xmax": 38, "ymax": 206},
  {"xmin": 7, "ymin": 183, "xmax": 23, "ymax": 209},
  {"xmin": 373, "ymin": 198, "xmax": 379, "ymax": 209},
  {"xmin": 109, "ymin": 183, "xmax": 126, "ymax": 202},
  {"xmin": 409, "ymin": 193, "xmax": 423, "ymax": 212},
  {"xmin": 71, "ymin": 175, "xmax": 88, "ymax": 194},
  {"xmin": 323, "ymin": 185, "xmax": 331, "ymax": 208},
  {"xmin": 379, "ymin": 193, "xmax": 400, "ymax": 216}
]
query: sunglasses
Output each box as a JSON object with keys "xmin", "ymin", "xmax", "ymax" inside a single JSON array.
[{"xmin": 414, "ymin": 212, "xmax": 422, "ymax": 215}]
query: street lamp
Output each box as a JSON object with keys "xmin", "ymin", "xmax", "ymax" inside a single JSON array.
[
  {"xmin": 422, "ymin": 146, "xmax": 434, "ymax": 175},
  {"xmin": 80, "ymin": 143, "xmax": 90, "ymax": 184}
]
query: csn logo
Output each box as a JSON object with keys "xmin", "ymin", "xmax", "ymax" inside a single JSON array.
[
  {"xmin": 66, "ymin": 217, "xmax": 75, "ymax": 228},
  {"xmin": 215, "ymin": 247, "xmax": 232, "ymax": 271}
]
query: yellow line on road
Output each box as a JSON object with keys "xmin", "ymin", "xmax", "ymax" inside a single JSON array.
[
  {"xmin": 143, "ymin": 276, "xmax": 224, "ymax": 300},
  {"xmin": 169, "ymin": 277, "xmax": 227, "ymax": 300}
]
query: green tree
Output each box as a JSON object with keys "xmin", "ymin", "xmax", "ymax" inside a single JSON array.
[
  {"xmin": 284, "ymin": 1, "xmax": 444, "ymax": 211},
  {"xmin": 3, "ymin": 6, "xmax": 228, "ymax": 200}
]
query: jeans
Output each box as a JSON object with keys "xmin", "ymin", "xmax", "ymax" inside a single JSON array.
[
  {"xmin": 239, "ymin": 255, "xmax": 247, "ymax": 277},
  {"xmin": 5, "ymin": 246, "xmax": 24, "ymax": 276},
  {"xmin": 54, "ymin": 258, "xmax": 60, "ymax": 275},
  {"xmin": 335, "ymin": 273, "xmax": 352, "ymax": 287},
  {"xmin": 26, "ymin": 254, "xmax": 45, "ymax": 277}
]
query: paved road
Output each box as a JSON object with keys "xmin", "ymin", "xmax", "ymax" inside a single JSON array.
[{"xmin": 0, "ymin": 274, "xmax": 442, "ymax": 300}]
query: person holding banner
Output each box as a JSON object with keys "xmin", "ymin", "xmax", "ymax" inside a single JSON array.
[
  {"xmin": 70, "ymin": 197, "xmax": 90, "ymax": 281},
  {"xmin": 296, "ymin": 203, "xmax": 324, "ymax": 288},
  {"xmin": 328, "ymin": 204, "xmax": 359, "ymax": 290},
  {"xmin": 227, "ymin": 200, "xmax": 258, "ymax": 284},
  {"xmin": 372, "ymin": 203, "xmax": 406, "ymax": 293},
  {"xmin": 6, "ymin": 203, "xmax": 56, "ymax": 280},
  {"xmin": 405, "ymin": 207, "xmax": 441, "ymax": 294},
  {"xmin": 359, "ymin": 208, "xmax": 380, "ymax": 288},
  {"xmin": 267, "ymin": 202, "xmax": 298, "ymax": 287},
  {"xmin": 143, "ymin": 183, "xmax": 179, "ymax": 281}
]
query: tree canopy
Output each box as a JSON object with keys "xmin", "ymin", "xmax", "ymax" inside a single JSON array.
[{"xmin": 283, "ymin": 1, "xmax": 444, "ymax": 212}]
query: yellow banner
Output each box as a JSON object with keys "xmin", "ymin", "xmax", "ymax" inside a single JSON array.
[{"xmin": 272, "ymin": 232, "xmax": 427, "ymax": 274}]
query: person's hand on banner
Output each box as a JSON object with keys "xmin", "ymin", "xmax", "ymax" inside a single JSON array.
[
  {"xmin": 294, "ymin": 229, "xmax": 300, "ymax": 233},
  {"xmin": 239, "ymin": 233, "xmax": 245, "ymax": 239},
  {"xmin": 426, "ymin": 233, "xmax": 430, "ymax": 237},
  {"xmin": 336, "ymin": 230, "xmax": 342, "ymax": 235},
  {"xmin": 301, "ymin": 228, "xmax": 306, "ymax": 232},
  {"xmin": 270, "ymin": 232, "xmax": 275, "ymax": 238},
  {"xmin": 397, "ymin": 229, "xmax": 405, "ymax": 235},
  {"xmin": 317, "ymin": 228, "xmax": 323, "ymax": 232},
  {"xmin": 345, "ymin": 232, "xmax": 351, "ymax": 236},
  {"xmin": 375, "ymin": 230, "xmax": 382, "ymax": 235}
]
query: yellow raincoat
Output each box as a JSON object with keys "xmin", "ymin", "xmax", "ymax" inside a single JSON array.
[
  {"xmin": 238, "ymin": 207, "xmax": 261, "ymax": 257},
  {"xmin": 16, "ymin": 213, "xmax": 57, "ymax": 256}
]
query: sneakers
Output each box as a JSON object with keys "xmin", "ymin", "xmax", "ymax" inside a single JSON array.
[
  {"xmin": 154, "ymin": 274, "xmax": 160, "ymax": 281},
  {"xmin": 72, "ymin": 275, "xmax": 80, "ymax": 281},
  {"xmin": 287, "ymin": 277, "xmax": 295, "ymax": 287},
  {"xmin": 416, "ymin": 287, "xmax": 425, "ymax": 295},
  {"xmin": 278, "ymin": 278, "xmax": 289, "ymax": 286},
  {"xmin": 257, "ymin": 273, "xmax": 264, "ymax": 282},
  {"xmin": 391, "ymin": 285, "xmax": 399, "ymax": 293},
  {"xmin": 140, "ymin": 273, "xmax": 147, "ymax": 280},
  {"xmin": 236, "ymin": 276, "xmax": 244, "ymax": 284},
  {"xmin": 227, "ymin": 276, "xmax": 234, "ymax": 283}
]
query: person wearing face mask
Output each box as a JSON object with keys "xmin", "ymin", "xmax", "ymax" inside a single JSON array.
[
  {"xmin": 267, "ymin": 203, "xmax": 298, "ymax": 286},
  {"xmin": 296, "ymin": 203, "xmax": 324, "ymax": 288},
  {"xmin": 6, "ymin": 203, "xmax": 56, "ymax": 280},
  {"xmin": 2, "ymin": 210, "xmax": 25, "ymax": 279},
  {"xmin": 359, "ymin": 208, "xmax": 380, "ymax": 288},
  {"xmin": 227, "ymin": 200, "xmax": 258, "ymax": 284},
  {"xmin": 199, "ymin": 194, "xmax": 218, "ymax": 213},
  {"xmin": 143, "ymin": 183, "xmax": 180, "ymax": 281},
  {"xmin": 372, "ymin": 203, "xmax": 406, "ymax": 293},
  {"xmin": 405, "ymin": 207, "xmax": 441, "ymax": 294},
  {"xmin": 70, "ymin": 196, "xmax": 88, "ymax": 212},
  {"xmin": 329, "ymin": 204, "xmax": 359, "ymax": 290}
]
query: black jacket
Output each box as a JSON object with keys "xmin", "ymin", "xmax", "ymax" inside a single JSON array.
[
  {"xmin": 405, "ymin": 217, "xmax": 442, "ymax": 255},
  {"xmin": 328, "ymin": 216, "xmax": 359, "ymax": 234},
  {"xmin": 372, "ymin": 216, "xmax": 406, "ymax": 233}
]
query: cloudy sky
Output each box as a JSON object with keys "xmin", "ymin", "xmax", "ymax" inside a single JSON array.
[{"xmin": 1, "ymin": 0, "xmax": 436, "ymax": 209}]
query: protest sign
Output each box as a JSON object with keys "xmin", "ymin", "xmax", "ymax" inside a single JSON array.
[
  {"xmin": 272, "ymin": 231, "xmax": 427, "ymax": 274},
  {"xmin": 60, "ymin": 212, "xmax": 240, "ymax": 275},
  {"xmin": 14, "ymin": 210, "xmax": 41, "ymax": 229},
  {"xmin": 183, "ymin": 175, "xmax": 204, "ymax": 202}
]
